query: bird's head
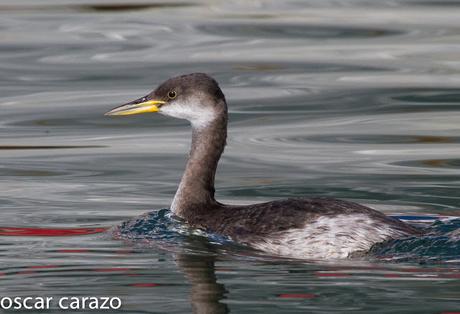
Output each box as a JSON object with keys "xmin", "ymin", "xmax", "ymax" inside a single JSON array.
[{"xmin": 105, "ymin": 73, "xmax": 226, "ymax": 128}]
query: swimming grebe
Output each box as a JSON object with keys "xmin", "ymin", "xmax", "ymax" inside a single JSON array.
[{"xmin": 106, "ymin": 73, "xmax": 420, "ymax": 259}]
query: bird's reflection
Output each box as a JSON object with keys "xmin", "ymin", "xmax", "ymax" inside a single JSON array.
[{"xmin": 176, "ymin": 253, "xmax": 229, "ymax": 314}]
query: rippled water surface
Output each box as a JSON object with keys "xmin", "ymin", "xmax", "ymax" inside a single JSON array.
[{"xmin": 1, "ymin": 0, "xmax": 460, "ymax": 313}]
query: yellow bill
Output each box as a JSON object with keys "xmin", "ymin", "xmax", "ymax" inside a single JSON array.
[{"xmin": 105, "ymin": 99, "xmax": 165, "ymax": 116}]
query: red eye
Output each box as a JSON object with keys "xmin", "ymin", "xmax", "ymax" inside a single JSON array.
[{"xmin": 168, "ymin": 91, "xmax": 177, "ymax": 99}]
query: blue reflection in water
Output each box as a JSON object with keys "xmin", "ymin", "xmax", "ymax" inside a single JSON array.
[
  {"xmin": 115, "ymin": 208, "xmax": 234, "ymax": 246},
  {"xmin": 372, "ymin": 218, "xmax": 460, "ymax": 263}
]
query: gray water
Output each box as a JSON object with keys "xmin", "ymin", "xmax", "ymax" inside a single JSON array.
[{"xmin": 1, "ymin": 0, "xmax": 460, "ymax": 313}]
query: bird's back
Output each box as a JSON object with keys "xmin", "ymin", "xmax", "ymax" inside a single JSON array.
[{"xmin": 184, "ymin": 197, "xmax": 420, "ymax": 259}]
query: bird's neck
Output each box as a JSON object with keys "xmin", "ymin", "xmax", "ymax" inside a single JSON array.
[{"xmin": 171, "ymin": 113, "xmax": 227, "ymax": 217}]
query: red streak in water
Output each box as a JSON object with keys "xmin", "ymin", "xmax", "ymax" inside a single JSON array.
[
  {"xmin": 28, "ymin": 265, "xmax": 57, "ymax": 269},
  {"xmin": 129, "ymin": 283, "xmax": 160, "ymax": 287},
  {"xmin": 17, "ymin": 265, "xmax": 59, "ymax": 275},
  {"xmin": 0, "ymin": 227, "xmax": 108, "ymax": 237},
  {"xmin": 278, "ymin": 293, "xmax": 316, "ymax": 299},
  {"xmin": 57, "ymin": 249, "xmax": 90, "ymax": 253}
]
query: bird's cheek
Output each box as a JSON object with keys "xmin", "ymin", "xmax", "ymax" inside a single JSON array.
[{"xmin": 160, "ymin": 104, "xmax": 188, "ymax": 120}]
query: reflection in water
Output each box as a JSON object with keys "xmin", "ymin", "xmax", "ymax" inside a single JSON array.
[
  {"xmin": 396, "ymin": 159, "xmax": 460, "ymax": 169},
  {"xmin": 198, "ymin": 24, "xmax": 403, "ymax": 39},
  {"xmin": 176, "ymin": 254, "xmax": 228, "ymax": 314},
  {"xmin": 290, "ymin": 134, "xmax": 460, "ymax": 145},
  {"xmin": 392, "ymin": 91, "xmax": 460, "ymax": 103},
  {"xmin": 371, "ymin": 218, "xmax": 460, "ymax": 262},
  {"xmin": 0, "ymin": 3, "xmax": 196, "ymax": 13},
  {"xmin": 0, "ymin": 145, "xmax": 105, "ymax": 150}
]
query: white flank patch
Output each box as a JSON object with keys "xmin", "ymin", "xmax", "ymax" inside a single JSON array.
[
  {"xmin": 160, "ymin": 96, "xmax": 217, "ymax": 129},
  {"xmin": 251, "ymin": 214, "xmax": 409, "ymax": 259}
]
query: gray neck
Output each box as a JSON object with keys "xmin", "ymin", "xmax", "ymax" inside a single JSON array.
[{"xmin": 171, "ymin": 112, "xmax": 227, "ymax": 217}]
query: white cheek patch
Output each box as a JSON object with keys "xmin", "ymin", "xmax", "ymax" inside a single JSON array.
[{"xmin": 160, "ymin": 98, "xmax": 217, "ymax": 129}]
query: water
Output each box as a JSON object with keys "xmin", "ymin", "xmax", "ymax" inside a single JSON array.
[{"xmin": 1, "ymin": 0, "xmax": 460, "ymax": 312}]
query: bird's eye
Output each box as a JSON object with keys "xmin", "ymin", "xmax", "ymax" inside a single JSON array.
[{"xmin": 168, "ymin": 91, "xmax": 177, "ymax": 99}]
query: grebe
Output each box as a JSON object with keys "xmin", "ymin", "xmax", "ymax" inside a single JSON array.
[{"xmin": 106, "ymin": 73, "xmax": 420, "ymax": 259}]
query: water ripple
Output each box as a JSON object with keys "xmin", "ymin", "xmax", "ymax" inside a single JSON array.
[{"xmin": 198, "ymin": 23, "xmax": 404, "ymax": 39}]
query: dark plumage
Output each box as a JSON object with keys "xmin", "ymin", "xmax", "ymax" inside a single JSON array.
[
  {"xmin": 186, "ymin": 198, "xmax": 419, "ymax": 237},
  {"xmin": 107, "ymin": 73, "xmax": 421, "ymax": 259}
]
